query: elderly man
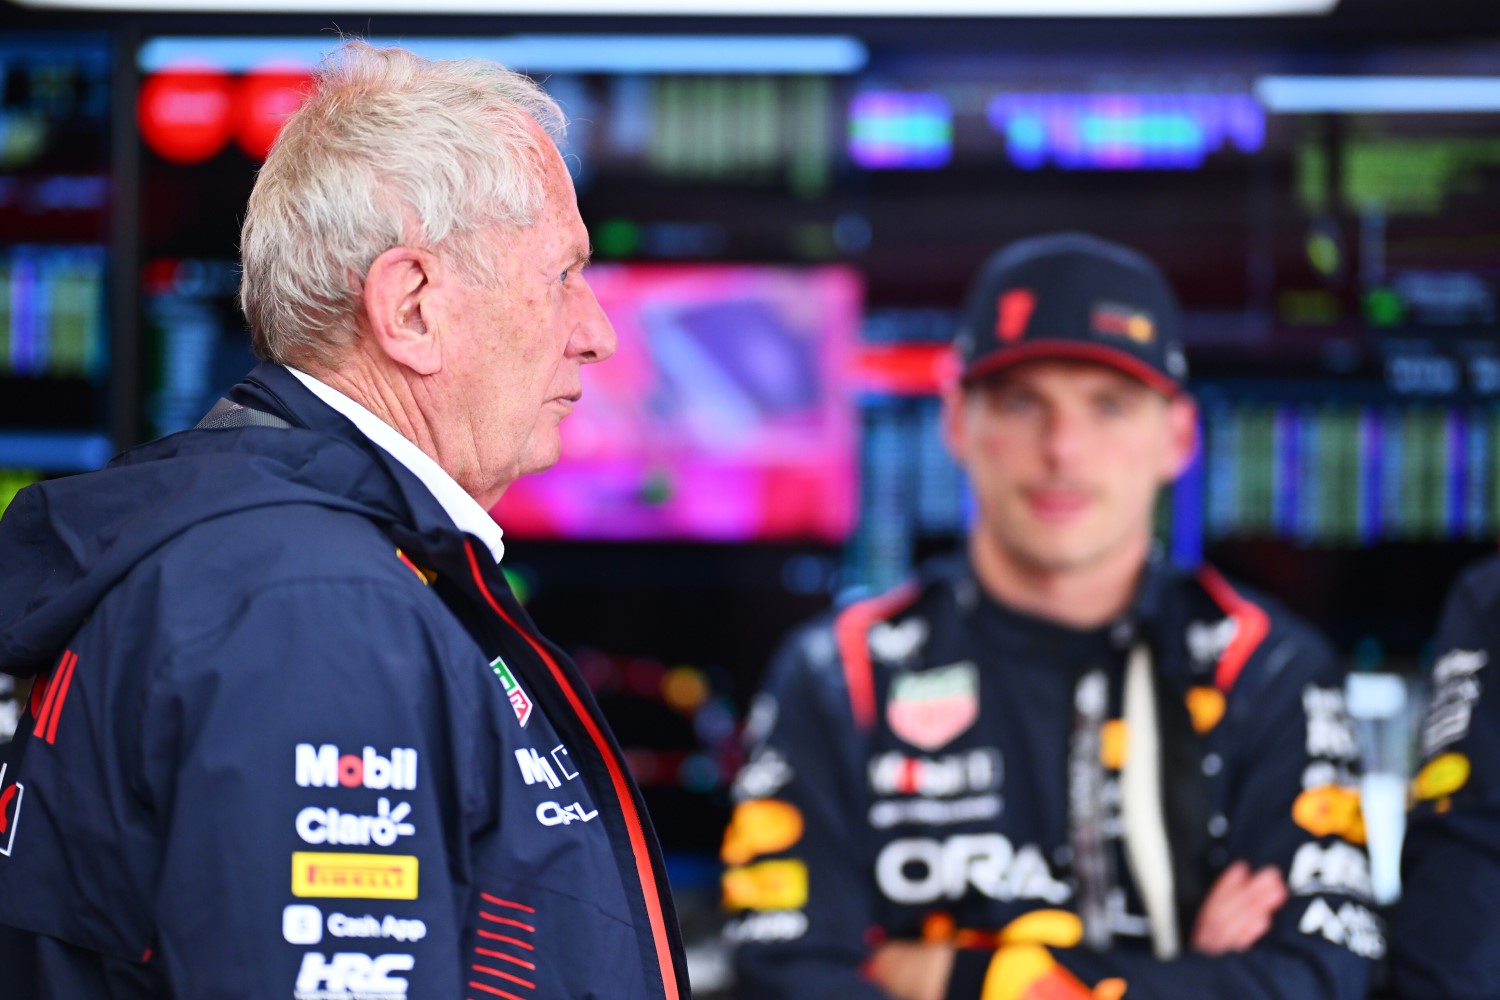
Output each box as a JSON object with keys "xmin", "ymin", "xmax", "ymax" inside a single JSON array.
[
  {"xmin": 0, "ymin": 41, "xmax": 688, "ymax": 1000},
  {"xmin": 724, "ymin": 233, "xmax": 1376, "ymax": 1000}
]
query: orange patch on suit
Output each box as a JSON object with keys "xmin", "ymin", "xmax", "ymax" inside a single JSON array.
[
  {"xmin": 1099, "ymin": 720, "xmax": 1128, "ymax": 770},
  {"xmin": 720, "ymin": 799, "xmax": 805, "ymax": 866},
  {"xmin": 721, "ymin": 859, "xmax": 808, "ymax": 912},
  {"xmin": 1185, "ymin": 687, "xmax": 1226, "ymax": 734},
  {"xmin": 1292, "ymin": 785, "xmax": 1367, "ymax": 844}
]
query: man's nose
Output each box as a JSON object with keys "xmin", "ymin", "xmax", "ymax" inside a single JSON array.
[{"xmin": 572, "ymin": 279, "xmax": 617, "ymax": 364}]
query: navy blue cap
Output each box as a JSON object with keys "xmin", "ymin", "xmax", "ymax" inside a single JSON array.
[{"xmin": 954, "ymin": 232, "xmax": 1188, "ymax": 396}]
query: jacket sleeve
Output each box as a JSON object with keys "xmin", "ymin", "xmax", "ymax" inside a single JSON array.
[
  {"xmin": 725, "ymin": 624, "xmax": 894, "ymax": 1000},
  {"xmin": 1390, "ymin": 558, "xmax": 1500, "ymax": 999},
  {"xmin": 946, "ymin": 621, "xmax": 1378, "ymax": 1000},
  {"xmin": 133, "ymin": 576, "xmax": 491, "ymax": 999}
]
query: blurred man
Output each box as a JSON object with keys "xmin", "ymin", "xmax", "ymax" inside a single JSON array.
[
  {"xmin": 724, "ymin": 233, "xmax": 1376, "ymax": 999},
  {"xmin": 1391, "ymin": 555, "xmax": 1500, "ymax": 998},
  {"xmin": 0, "ymin": 41, "xmax": 688, "ymax": 999}
]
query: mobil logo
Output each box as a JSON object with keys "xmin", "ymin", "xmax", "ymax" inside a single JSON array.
[{"xmin": 296, "ymin": 745, "xmax": 418, "ymax": 791}]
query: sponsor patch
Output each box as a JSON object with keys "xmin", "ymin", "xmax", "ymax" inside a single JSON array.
[
  {"xmin": 886, "ymin": 662, "xmax": 980, "ymax": 752},
  {"xmin": 996, "ymin": 288, "xmax": 1037, "ymax": 343},
  {"xmin": 1098, "ymin": 720, "xmax": 1128, "ymax": 770},
  {"xmin": 732, "ymin": 747, "xmax": 795, "ymax": 802},
  {"xmin": 1091, "ymin": 302, "xmax": 1155, "ymax": 343},
  {"xmin": 721, "ymin": 799, "xmax": 805, "ymax": 866},
  {"xmin": 868, "ymin": 747, "xmax": 1002, "ymax": 798},
  {"xmin": 722, "ymin": 859, "xmax": 809, "ymax": 912},
  {"xmin": 488, "ymin": 655, "xmax": 533, "ymax": 728},
  {"xmin": 1288, "ymin": 841, "xmax": 1373, "ymax": 901},
  {"xmin": 723, "ymin": 909, "xmax": 809, "ymax": 944},
  {"xmin": 297, "ymin": 799, "xmax": 415, "ymax": 848},
  {"xmin": 1186, "ymin": 687, "xmax": 1226, "ymax": 734},
  {"xmin": 292, "ymin": 852, "xmax": 419, "ymax": 901},
  {"xmin": 296, "ymin": 745, "xmax": 418, "ymax": 792},
  {"xmin": 869, "ymin": 618, "xmax": 930, "ymax": 664},
  {"xmin": 1423, "ymin": 649, "xmax": 1487, "ymax": 757},
  {"xmin": 1304, "ymin": 685, "xmax": 1360, "ymax": 763},
  {"xmin": 1292, "ymin": 785, "xmax": 1367, "ymax": 845},
  {"xmin": 1298, "ymin": 897, "xmax": 1385, "ymax": 960},
  {"xmin": 1186, "ymin": 617, "xmax": 1238, "ymax": 668},
  {"xmin": 0, "ymin": 763, "xmax": 23, "ymax": 857},
  {"xmin": 1413, "ymin": 752, "xmax": 1471, "ymax": 801},
  {"xmin": 869, "ymin": 794, "xmax": 1002, "ymax": 830},
  {"xmin": 328, "ymin": 913, "xmax": 428, "ymax": 943},
  {"xmin": 283, "ymin": 904, "xmax": 324, "ymax": 945},
  {"xmin": 875, "ymin": 833, "xmax": 1071, "ymax": 906},
  {"xmin": 295, "ymin": 951, "xmax": 414, "ymax": 999},
  {"xmin": 535, "ymin": 800, "xmax": 598, "ymax": 827}
]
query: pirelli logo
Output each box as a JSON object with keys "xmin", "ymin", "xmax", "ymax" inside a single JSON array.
[{"xmin": 291, "ymin": 852, "xmax": 419, "ymax": 900}]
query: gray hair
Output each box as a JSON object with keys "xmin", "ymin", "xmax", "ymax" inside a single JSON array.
[{"xmin": 239, "ymin": 39, "xmax": 566, "ymax": 367}]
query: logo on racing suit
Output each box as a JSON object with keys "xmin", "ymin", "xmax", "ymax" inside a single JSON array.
[
  {"xmin": 1422, "ymin": 648, "xmax": 1486, "ymax": 757},
  {"xmin": 1288, "ymin": 841, "xmax": 1374, "ymax": 901},
  {"xmin": 328, "ymin": 913, "xmax": 428, "ymax": 943},
  {"xmin": 0, "ymin": 762, "xmax": 24, "ymax": 857},
  {"xmin": 722, "ymin": 859, "xmax": 809, "ymax": 911},
  {"xmin": 294, "ymin": 952, "xmax": 413, "ymax": 999},
  {"xmin": 515, "ymin": 745, "xmax": 578, "ymax": 789},
  {"xmin": 721, "ymin": 799, "xmax": 804, "ymax": 865},
  {"xmin": 886, "ymin": 662, "xmax": 980, "ymax": 752},
  {"xmin": 296, "ymin": 745, "xmax": 418, "ymax": 791},
  {"xmin": 1412, "ymin": 752, "xmax": 1471, "ymax": 801},
  {"xmin": 1304, "ymin": 685, "xmax": 1360, "ymax": 762},
  {"xmin": 731, "ymin": 747, "xmax": 794, "ymax": 802},
  {"xmin": 488, "ymin": 655, "xmax": 533, "ymax": 727},
  {"xmin": 869, "ymin": 748, "xmax": 1002, "ymax": 798},
  {"xmin": 297, "ymin": 799, "xmax": 416, "ymax": 848},
  {"xmin": 536, "ymin": 800, "xmax": 598, "ymax": 827},
  {"xmin": 292, "ymin": 853, "xmax": 419, "ymax": 900},
  {"xmin": 1298, "ymin": 897, "xmax": 1385, "ymax": 960},
  {"xmin": 875, "ymin": 833, "xmax": 1071, "ymax": 906},
  {"xmin": 284, "ymin": 904, "xmax": 325, "ymax": 945}
]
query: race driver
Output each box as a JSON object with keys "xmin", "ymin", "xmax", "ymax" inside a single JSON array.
[
  {"xmin": 0, "ymin": 42, "xmax": 687, "ymax": 999},
  {"xmin": 1391, "ymin": 554, "xmax": 1500, "ymax": 998},
  {"xmin": 723, "ymin": 233, "xmax": 1378, "ymax": 1000}
]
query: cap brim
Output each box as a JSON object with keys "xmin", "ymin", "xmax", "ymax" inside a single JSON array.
[{"xmin": 961, "ymin": 340, "xmax": 1183, "ymax": 397}]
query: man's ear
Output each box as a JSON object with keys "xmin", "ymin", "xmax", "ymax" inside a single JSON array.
[
  {"xmin": 362, "ymin": 246, "xmax": 442, "ymax": 376},
  {"xmin": 940, "ymin": 381, "xmax": 970, "ymax": 468},
  {"xmin": 1162, "ymin": 394, "xmax": 1200, "ymax": 481}
]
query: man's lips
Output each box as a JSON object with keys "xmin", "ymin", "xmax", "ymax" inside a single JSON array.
[{"xmin": 1024, "ymin": 488, "xmax": 1093, "ymax": 521}]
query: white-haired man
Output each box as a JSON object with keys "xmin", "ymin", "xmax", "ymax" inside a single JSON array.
[{"xmin": 0, "ymin": 41, "xmax": 689, "ymax": 1000}]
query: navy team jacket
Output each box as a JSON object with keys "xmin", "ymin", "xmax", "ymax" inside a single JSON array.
[
  {"xmin": 1392, "ymin": 554, "xmax": 1500, "ymax": 999},
  {"xmin": 725, "ymin": 557, "xmax": 1377, "ymax": 999},
  {"xmin": 0, "ymin": 363, "xmax": 690, "ymax": 1000}
]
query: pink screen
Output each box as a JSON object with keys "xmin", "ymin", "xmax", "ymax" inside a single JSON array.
[{"xmin": 494, "ymin": 264, "xmax": 862, "ymax": 542}]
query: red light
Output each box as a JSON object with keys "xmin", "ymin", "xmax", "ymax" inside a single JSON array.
[
  {"xmin": 236, "ymin": 68, "xmax": 312, "ymax": 161},
  {"xmin": 138, "ymin": 69, "xmax": 234, "ymax": 165}
]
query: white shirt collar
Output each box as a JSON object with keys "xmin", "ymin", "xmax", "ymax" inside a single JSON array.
[{"xmin": 285, "ymin": 366, "xmax": 505, "ymax": 564}]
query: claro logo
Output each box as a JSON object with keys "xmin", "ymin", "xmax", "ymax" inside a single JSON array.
[{"xmin": 296, "ymin": 745, "xmax": 418, "ymax": 791}]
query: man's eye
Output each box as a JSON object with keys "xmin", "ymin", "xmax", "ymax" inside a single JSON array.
[{"xmin": 559, "ymin": 269, "xmax": 570, "ymax": 283}]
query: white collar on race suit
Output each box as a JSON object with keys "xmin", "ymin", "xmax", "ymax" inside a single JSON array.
[{"xmin": 286, "ymin": 366, "xmax": 506, "ymax": 565}]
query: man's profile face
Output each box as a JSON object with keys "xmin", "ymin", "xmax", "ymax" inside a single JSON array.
[
  {"xmin": 441, "ymin": 134, "xmax": 616, "ymax": 503},
  {"xmin": 944, "ymin": 358, "xmax": 1196, "ymax": 576}
]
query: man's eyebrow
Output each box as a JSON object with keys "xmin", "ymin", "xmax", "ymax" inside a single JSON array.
[{"xmin": 571, "ymin": 247, "xmax": 593, "ymax": 270}]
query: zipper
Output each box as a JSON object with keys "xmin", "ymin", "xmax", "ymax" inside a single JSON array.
[{"xmin": 463, "ymin": 542, "xmax": 680, "ymax": 1000}]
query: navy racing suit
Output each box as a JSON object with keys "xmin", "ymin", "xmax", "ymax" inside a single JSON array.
[
  {"xmin": 724, "ymin": 556, "xmax": 1377, "ymax": 999},
  {"xmin": 0, "ymin": 363, "xmax": 689, "ymax": 1000},
  {"xmin": 1391, "ymin": 554, "xmax": 1500, "ymax": 999}
]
